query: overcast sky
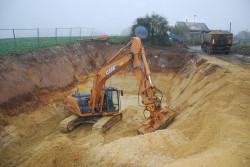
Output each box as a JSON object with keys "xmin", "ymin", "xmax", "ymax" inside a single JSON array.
[{"xmin": 0, "ymin": 0, "xmax": 249, "ymax": 35}]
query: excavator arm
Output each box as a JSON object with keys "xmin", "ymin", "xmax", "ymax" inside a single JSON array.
[
  {"xmin": 89, "ymin": 37, "xmax": 176, "ymax": 134},
  {"xmin": 90, "ymin": 52, "xmax": 132, "ymax": 113}
]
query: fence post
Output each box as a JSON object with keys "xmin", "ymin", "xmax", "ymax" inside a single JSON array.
[
  {"xmin": 70, "ymin": 28, "xmax": 72, "ymax": 42},
  {"xmin": 55, "ymin": 28, "xmax": 57, "ymax": 45},
  {"xmin": 80, "ymin": 27, "xmax": 82, "ymax": 38},
  {"xmin": 91, "ymin": 28, "xmax": 94, "ymax": 37},
  {"xmin": 37, "ymin": 28, "xmax": 40, "ymax": 47},
  {"xmin": 12, "ymin": 29, "xmax": 17, "ymax": 52}
]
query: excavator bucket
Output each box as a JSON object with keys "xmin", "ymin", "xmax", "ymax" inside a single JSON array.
[{"xmin": 137, "ymin": 107, "xmax": 177, "ymax": 134}]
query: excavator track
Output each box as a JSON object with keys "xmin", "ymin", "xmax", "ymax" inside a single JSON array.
[
  {"xmin": 92, "ymin": 113, "xmax": 122, "ymax": 133},
  {"xmin": 59, "ymin": 114, "xmax": 79, "ymax": 133},
  {"xmin": 60, "ymin": 113, "xmax": 122, "ymax": 133}
]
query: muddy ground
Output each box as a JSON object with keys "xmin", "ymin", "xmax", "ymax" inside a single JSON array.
[{"xmin": 0, "ymin": 41, "xmax": 249, "ymax": 167}]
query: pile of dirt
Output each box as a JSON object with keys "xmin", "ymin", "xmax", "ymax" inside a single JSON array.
[
  {"xmin": 145, "ymin": 46, "xmax": 196, "ymax": 72},
  {"xmin": 18, "ymin": 136, "xmax": 81, "ymax": 167},
  {"xmin": 78, "ymin": 57, "xmax": 249, "ymax": 167}
]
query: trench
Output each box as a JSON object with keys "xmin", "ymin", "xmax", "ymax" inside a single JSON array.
[{"xmin": 0, "ymin": 41, "xmax": 249, "ymax": 167}]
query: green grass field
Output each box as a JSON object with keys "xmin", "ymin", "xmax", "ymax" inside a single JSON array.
[
  {"xmin": 0, "ymin": 36, "xmax": 131, "ymax": 57},
  {"xmin": 108, "ymin": 36, "xmax": 130, "ymax": 43},
  {"xmin": 231, "ymin": 43, "xmax": 250, "ymax": 49},
  {"xmin": 0, "ymin": 36, "xmax": 99, "ymax": 57}
]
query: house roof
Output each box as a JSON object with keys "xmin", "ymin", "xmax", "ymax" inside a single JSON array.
[{"xmin": 176, "ymin": 22, "xmax": 209, "ymax": 31}]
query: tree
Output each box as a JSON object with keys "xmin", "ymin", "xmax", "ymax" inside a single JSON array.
[
  {"xmin": 170, "ymin": 25, "xmax": 189, "ymax": 36},
  {"xmin": 131, "ymin": 13, "xmax": 172, "ymax": 46}
]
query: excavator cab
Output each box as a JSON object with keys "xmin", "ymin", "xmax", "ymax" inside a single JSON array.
[{"xmin": 101, "ymin": 87, "xmax": 121, "ymax": 113}]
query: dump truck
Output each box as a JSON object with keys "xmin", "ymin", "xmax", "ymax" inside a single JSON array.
[{"xmin": 201, "ymin": 30, "xmax": 233, "ymax": 55}]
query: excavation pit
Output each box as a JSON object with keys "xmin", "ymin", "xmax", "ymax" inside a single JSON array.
[{"xmin": 0, "ymin": 41, "xmax": 249, "ymax": 167}]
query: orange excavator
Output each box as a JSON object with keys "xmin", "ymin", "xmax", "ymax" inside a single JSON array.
[{"xmin": 60, "ymin": 37, "xmax": 176, "ymax": 134}]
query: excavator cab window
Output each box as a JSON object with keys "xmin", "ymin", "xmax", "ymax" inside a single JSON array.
[{"xmin": 106, "ymin": 90, "xmax": 119, "ymax": 112}]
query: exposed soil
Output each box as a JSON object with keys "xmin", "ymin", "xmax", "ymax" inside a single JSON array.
[
  {"xmin": 0, "ymin": 41, "xmax": 123, "ymax": 112},
  {"xmin": 0, "ymin": 41, "xmax": 249, "ymax": 167}
]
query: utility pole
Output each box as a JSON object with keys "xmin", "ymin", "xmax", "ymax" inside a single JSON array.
[
  {"xmin": 55, "ymin": 28, "xmax": 58, "ymax": 45},
  {"xmin": 37, "ymin": 28, "xmax": 40, "ymax": 47},
  {"xmin": 194, "ymin": 15, "xmax": 196, "ymax": 22},
  {"xmin": 70, "ymin": 28, "xmax": 72, "ymax": 42},
  {"xmin": 12, "ymin": 29, "xmax": 17, "ymax": 52}
]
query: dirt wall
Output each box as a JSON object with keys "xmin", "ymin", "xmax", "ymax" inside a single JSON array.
[
  {"xmin": 0, "ymin": 41, "xmax": 124, "ymax": 106},
  {"xmin": 0, "ymin": 41, "xmax": 194, "ymax": 116}
]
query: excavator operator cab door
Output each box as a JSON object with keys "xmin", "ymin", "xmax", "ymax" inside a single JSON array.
[
  {"xmin": 102, "ymin": 87, "xmax": 120, "ymax": 113},
  {"xmin": 106, "ymin": 90, "xmax": 119, "ymax": 112}
]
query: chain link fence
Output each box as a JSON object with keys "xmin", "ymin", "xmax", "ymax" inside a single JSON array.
[{"xmin": 0, "ymin": 27, "xmax": 94, "ymax": 56}]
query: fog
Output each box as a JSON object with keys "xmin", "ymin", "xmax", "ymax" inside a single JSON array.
[{"xmin": 0, "ymin": 0, "xmax": 249, "ymax": 35}]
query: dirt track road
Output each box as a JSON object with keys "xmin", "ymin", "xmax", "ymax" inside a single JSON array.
[{"xmin": 190, "ymin": 46, "xmax": 250, "ymax": 67}]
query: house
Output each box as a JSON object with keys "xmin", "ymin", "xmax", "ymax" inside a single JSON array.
[
  {"xmin": 234, "ymin": 31, "xmax": 250, "ymax": 43},
  {"xmin": 176, "ymin": 21, "xmax": 209, "ymax": 44}
]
